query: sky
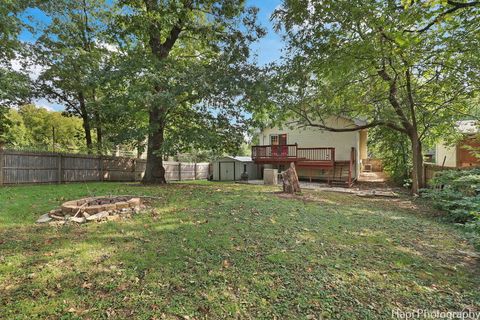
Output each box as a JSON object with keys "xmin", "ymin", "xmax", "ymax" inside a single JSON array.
[
  {"xmin": 17, "ymin": 0, "xmax": 285, "ymax": 111},
  {"xmin": 246, "ymin": 0, "xmax": 285, "ymax": 66}
]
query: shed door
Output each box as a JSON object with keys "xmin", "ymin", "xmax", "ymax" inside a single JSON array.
[{"xmin": 219, "ymin": 162, "xmax": 235, "ymax": 181}]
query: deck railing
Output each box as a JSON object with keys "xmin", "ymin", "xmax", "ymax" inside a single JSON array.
[
  {"xmin": 251, "ymin": 144, "xmax": 298, "ymax": 160},
  {"xmin": 251, "ymin": 145, "xmax": 335, "ymax": 164},
  {"xmin": 297, "ymin": 147, "xmax": 335, "ymax": 162}
]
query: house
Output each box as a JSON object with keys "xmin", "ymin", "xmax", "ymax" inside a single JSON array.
[
  {"xmin": 435, "ymin": 120, "xmax": 480, "ymax": 168},
  {"xmin": 212, "ymin": 156, "xmax": 260, "ymax": 181},
  {"xmin": 252, "ymin": 116, "xmax": 368, "ymax": 186}
]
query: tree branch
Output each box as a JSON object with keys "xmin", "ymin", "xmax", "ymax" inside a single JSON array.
[
  {"xmin": 404, "ymin": 1, "xmax": 480, "ymax": 33},
  {"xmin": 41, "ymin": 86, "xmax": 79, "ymax": 112},
  {"xmin": 288, "ymin": 107, "xmax": 407, "ymax": 134},
  {"xmin": 144, "ymin": 0, "xmax": 190, "ymax": 59},
  {"xmin": 158, "ymin": 24, "xmax": 183, "ymax": 59},
  {"xmin": 376, "ymin": 66, "xmax": 413, "ymax": 133},
  {"xmin": 404, "ymin": 66, "xmax": 417, "ymax": 129}
]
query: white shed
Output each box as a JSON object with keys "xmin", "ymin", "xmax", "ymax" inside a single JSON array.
[{"xmin": 212, "ymin": 156, "xmax": 260, "ymax": 181}]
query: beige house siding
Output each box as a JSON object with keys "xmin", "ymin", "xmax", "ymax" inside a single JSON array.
[
  {"xmin": 359, "ymin": 130, "xmax": 368, "ymax": 160},
  {"xmin": 259, "ymin": 117, "xmax": 363, "ymax": 179},
  {"xmin": 435, "ymin": 141, "xmax": 457, "ymax": 167}
]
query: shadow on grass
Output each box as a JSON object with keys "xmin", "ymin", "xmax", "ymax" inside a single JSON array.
[{"xmin": 0, "ymin": 182, "xmax": 479, "ymax": 318}]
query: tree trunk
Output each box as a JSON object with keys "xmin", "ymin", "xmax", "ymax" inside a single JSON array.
[
  {"xmin": 281, "ymin": 163, "xmax": 301, "ymax": 194},
  {"xmin": 82, "ymin": 117, "xmax": 93, "ymax": 154},
  {"xmin": 78, "ymin": 92, "xmax": 93, "ymax": 153},
  {"xmin": 142, "ymin": 4, "xmax": 184, "ymax": 183},
  {"xmin": 142, "ymin": 108, "xmax": 167, "ymax": 184},
  {"xmin": 409, "ymin": 133, "xmax": 424, "ymax": 194},
  {"xmin": 94, "ymin": 111, "xmax": 102, "ymax": 154},
  {"xmin": 96, "ymin": 126, "xmax": 102, "ymax": 154},
  {"xmin": 92, "ymin": 90, "xmax": 102, "ymax": 155}
]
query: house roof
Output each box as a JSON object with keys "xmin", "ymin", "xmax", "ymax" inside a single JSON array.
[
  {"xmin": 352, "ymin": 117, "xmax": 367, "ymax": 127},
  {"xmin": 457, "ymin": 120, "xmax": 479, "ymax": 134},
  {"xmin": 219, "ymin": 156, "xmax": 253, "ymax": 162}
]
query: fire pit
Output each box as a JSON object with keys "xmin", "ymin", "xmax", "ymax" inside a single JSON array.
[{"xmin": 37, "ymin": 196, "xmax": 145, "ymax": 225}]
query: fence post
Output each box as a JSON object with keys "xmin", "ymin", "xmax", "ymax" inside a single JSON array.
[
  {"xmin": 57, "ymin": 153, "xmax": 63, "ymax": 184},
  {"xmin": 194, "ymin": 162, "xmax": 197, "ymax": 180},
  {"xmin": 423, "ymin": 164, "xmax": 426, "ymax": 187},
  {"xmin": 178, "ymin": 162, "xmax": 182, "ymax": 181},
  {"xmin": 0, "ymin": 148, "xmax": 4, "ymax": 186}
]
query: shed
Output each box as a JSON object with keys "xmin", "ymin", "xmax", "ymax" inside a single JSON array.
[
  {"xmin": 212, "ymin": 156, "xmax": 260, "ymax": 181},
  {"xmin": 435, "ymin": 120, "xmax": 480, "ymax": 168}
]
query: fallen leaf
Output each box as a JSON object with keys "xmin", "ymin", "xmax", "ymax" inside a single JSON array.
[
  {"xmin": 222, "ymin": 259, "xmax": 231, "ymax": 268},
  {"xmin": 81, "ymin": 282, "xmax": 93, "ymax": 289}
]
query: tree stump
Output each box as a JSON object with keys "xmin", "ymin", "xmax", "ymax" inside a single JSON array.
[{"xmin": 281, "ymin": 162, "xmax": 301, "ymax": 194}]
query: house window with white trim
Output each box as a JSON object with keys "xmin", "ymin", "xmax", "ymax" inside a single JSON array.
[
  {"xmin": 270, "ymin": 134, "xmax": 287, "ymax": 145},
  {"xmin": 270, "ymin": 135, "xmax": 279, "ymax": 145}
]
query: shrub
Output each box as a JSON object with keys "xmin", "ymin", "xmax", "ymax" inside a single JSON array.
[{"xmin": 422, "ymin": 168, "xmax": 480, "ymax": 224}]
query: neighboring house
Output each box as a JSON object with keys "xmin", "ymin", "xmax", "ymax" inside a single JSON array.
[
  {"xmin": 252, "ymin": 116, "xmax": 368, "ymax": 186},
  {"xmin": 436, "ymin": 120, "xmax": 480, "ymax": 168},
  {"xmin": 212, "ymin": 156, "xmax": 260, "ymax": 181}
]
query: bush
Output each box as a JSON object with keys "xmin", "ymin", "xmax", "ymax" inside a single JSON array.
[{"xmin": 422, "ymin": 168, "xmax": 480, "ymax": 224}]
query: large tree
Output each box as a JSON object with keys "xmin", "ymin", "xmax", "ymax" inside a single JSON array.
[
  {"xmin": 114, "ymin": 0, "xmax": 264, "ymax": 184},
  {"xmin": 271, "ymin": 0, "xmax": 479, "ymax": 193},
  {"xmin": 33, "ymin": 0, "xmax": 113, "ymax": 153},
  {"xmin": 0, "ymin": 0, "xmax": 33, "ymax": 146}
]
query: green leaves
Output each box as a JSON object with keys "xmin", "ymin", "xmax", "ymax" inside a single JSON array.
[
  {"xmin": 3, "ymin": 105, "xmax": 86, "ymax": 151},
  {"xmin": 0, "ymin": 67, "xmax": 32, "ymax": 145},
  {"xmin": 265, "ymin": 0, "xmax": 479, "ymax": 192},
  {"xmin": 0, "ymin": 0, "xmax": 34, "ymax": 61},
  {"xmin": 422, "ymin": 168, "xmax": 480, "ymax": 242},
  {"xmin": 2, "ymin": 0, "xmax": 266, "ymax": 161},
  {"xmin": 31, "ymin": 0, "xmax": 120, "ymax": 152},
  {"xmin": 0, "ymin": 1, "xmax": 36, "ymax": 145},
  {"xmin": 112, "ymin": 0, "xmax": 265, "ymax": 160}
]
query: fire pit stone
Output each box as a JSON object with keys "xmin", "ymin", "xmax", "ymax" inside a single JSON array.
[{"xmin": 37, "ymin": 196, "xmax": 145, "ymax": 224}]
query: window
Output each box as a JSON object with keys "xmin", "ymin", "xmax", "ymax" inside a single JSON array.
[
  {"xmin": 270, "ymin": 134, "xmax": 287, "ymax": 145},
  {"xmin": 243, "ymin": 164, "xmax": 247, "ymax": 173},
  {"xmin": 270, "ymin": 135, "xmax": 279, "ymax": 145}
]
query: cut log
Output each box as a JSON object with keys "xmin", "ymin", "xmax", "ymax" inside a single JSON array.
[{"xmin": 281, "ymin": 162, "xmax": 301, "ymax": 194}]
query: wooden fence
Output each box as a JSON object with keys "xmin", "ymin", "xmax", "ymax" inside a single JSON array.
[
  {"xmin": 0, "ymin": 149, "xmax": 210, "ymax": 185},
  {"xmin": 362, "ymin": 158, "xmax": 383, "ymax": 172},
  {"xmin": 423, "ymin": 162, "xmax": 475, "ymax": 186}
]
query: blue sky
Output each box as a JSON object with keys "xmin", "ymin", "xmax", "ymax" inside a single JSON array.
[
  {"xmin": 246, "ymin": 0, "xmax": 284, "ymax": 66},
  {"xmin": 19, "ymin": 0, "xmax": 285, "ymax": 111}
]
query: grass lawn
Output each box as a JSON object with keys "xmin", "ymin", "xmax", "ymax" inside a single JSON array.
[{"xmin": 0, "ymin": 181, "xmax": 479, "ymax": 319}]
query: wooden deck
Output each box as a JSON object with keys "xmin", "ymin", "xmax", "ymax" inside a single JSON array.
[
  {"xmin": 252, "ymin": 145, "xmax": 335, "ymax": 166},
  {"xmin": 251, "ymin": 145, "xmax": 356, "ymax": 187}
]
